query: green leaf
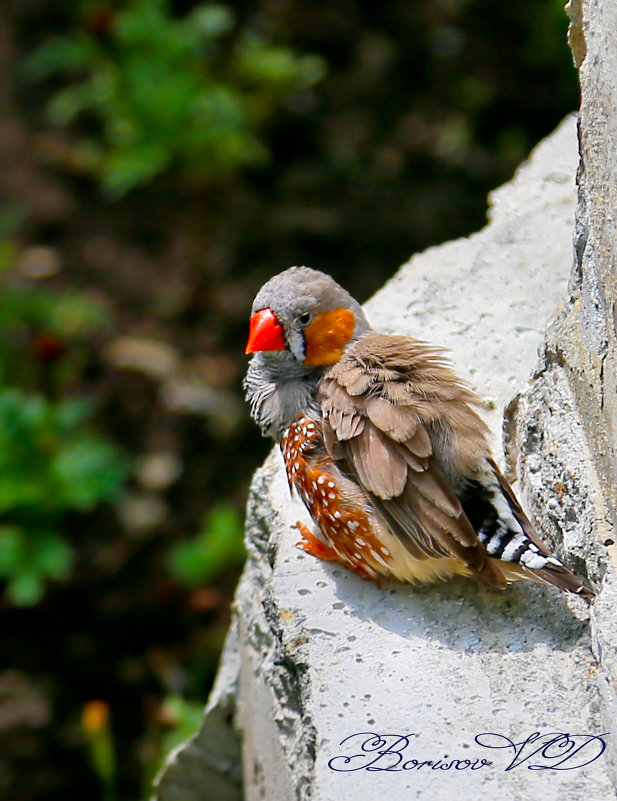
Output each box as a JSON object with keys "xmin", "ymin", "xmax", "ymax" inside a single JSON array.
[
  {"xmin": 23, "ymin": 36, "xmax": 96, "ymax": 81},
  {"xmin": 186, "ymin": 5, "xmax": 235, "ymax": 38},
  {"xmin": 169, "ymin": 504, "xmax": 245, "ymax": 586},
  {"xmin": 0, "ymin": 526, "xmax": 24, "ymax": 574},
  {"xmin": 0, "ymin": 525, "xmax": 74, "ymax": 603},
  {"xmin": 160, "ymin": 695, "xmax": 204, "ymax": 751},
  {"xmin": 30, "ymin": 531, "xmax": 74, "ymax": 579},
  {"xmin": 102, "ymin": 144, "xmax": 170, "ymax": 196},
  {"xmin": 48, "ymin": 83, "xmax": 101, "ymax": 126},
  {"xmin": 55, "ymin": 398, "xmax": 94, "ymax": 429},
  {"xmin": 50, "ymin": 293, "xmax": 109, "ymax": 336},
  {"xmin": 52, "ymin": 436, "xmax": 129, "ymax": 510},
  {"xmin": 7, "ymin": 571, "xmax": 45, "ymax": 607},
  {"xmin": 0, "ymin": 384, "xmax": 128, "ymax": 605}
]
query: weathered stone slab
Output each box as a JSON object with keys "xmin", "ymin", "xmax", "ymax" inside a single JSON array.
[
  {"xmin": 511, "ymin": 0, "xmax": 617, "ymax": 787},
  {"xmin": 155, "ymin": 111, "xmax": 616, "ymax": 800}
]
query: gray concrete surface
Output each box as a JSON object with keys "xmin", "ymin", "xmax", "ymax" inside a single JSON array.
[
  {"xmin": 511, "ymin": 0, "xmax": 617, "ymax": 786},
  {"xmin": 155, "ymin": 109, "xmax": 616, "ymax": 801}
]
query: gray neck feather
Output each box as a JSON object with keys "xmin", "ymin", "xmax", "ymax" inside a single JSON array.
[{"xmin": 244, "ymin": 351, "xmax": 320, "ymax": 439}]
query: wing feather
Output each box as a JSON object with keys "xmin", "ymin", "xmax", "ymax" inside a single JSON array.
[
  {"xmin": 345, "ymin": 424, "xmax": 407, "ymax": 499},
  {"xmin": 318, "ymin": 333, "xmax": 505, "ymax": 584},
  {"xmin": 365, "ymin": 395, "xmax": 420, "ymax": 441},
  {"xmin": 405, "ymin": 426, "xmax": 432, "ymax": 459}
]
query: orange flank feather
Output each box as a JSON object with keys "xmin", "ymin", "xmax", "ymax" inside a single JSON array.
[
  {"xmin": 281, "ymin": 415, "xmax": 393, "ymax": 583},
  {"xmin": 303, "ymin": 308, "xmax": 356, "ymax": 367}
]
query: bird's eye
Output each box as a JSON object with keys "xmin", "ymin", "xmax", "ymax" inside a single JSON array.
[{"xmin": 297, "ymin": 312, "xmax": 312, "ymax": 327}]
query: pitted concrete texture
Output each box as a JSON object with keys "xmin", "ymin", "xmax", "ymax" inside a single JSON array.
[
  {"xmin": 510, "ymin": 0, "xmax": 617, "ymax": 786},
  {"xmin": 155, "ymin": 112, "xmax": 616, "ymax": 801}
]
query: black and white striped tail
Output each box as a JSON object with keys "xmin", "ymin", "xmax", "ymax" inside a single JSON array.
[{"xmin": 459, "ymin": 459, "xmax": 593, "ymax": 597}]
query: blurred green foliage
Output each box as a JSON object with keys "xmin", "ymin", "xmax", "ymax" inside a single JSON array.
[
  {"xmin": 0, "ymin": 283, "xmax": 108, "ymax": 391},
  {"xmin": 156, "ymin": 694, "xmax": 204, "ymax": 758},
  {"xmin": 25, "ymin": 0, "xmax": 325, "ymax": 196},
  {"xmin": 0, "ymin": 267, "xmax": 128, "ymax": 605},
  {"xmin": 83, "ymin": 692, "xmax": 204, "ymax": 801},
  {"xmin": 0, "ymin": 391, "xmax": 128, "ymax": 605},
  {"xmin": 168, "ymin": 502, "xmax": 245, "ymax": 587},
  {"xmin": 141, "ymin": 694, "xmax": 204, "ymax": 795},
  {"xmin": 82, "ymin": 700, "xmax": 116, "ymax": 801}
]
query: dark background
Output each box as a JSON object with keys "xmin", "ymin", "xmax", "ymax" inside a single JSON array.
[{"xmin": 0, "ymin": 1, "xmax": 577, "ymax": 799}]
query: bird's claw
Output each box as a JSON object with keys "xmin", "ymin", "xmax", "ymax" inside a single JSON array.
[{"xmin": 295, "ymin": 520, "xmax": 338, "ymax": 561}]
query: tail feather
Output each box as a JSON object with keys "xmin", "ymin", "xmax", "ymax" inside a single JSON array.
[{"xmin": 459, "ymin": 458, "xmax": 594, "ymax": 597}]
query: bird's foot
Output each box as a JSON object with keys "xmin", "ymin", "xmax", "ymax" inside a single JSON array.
[
  {"xmin": 295, "ymin": 520, "xmax": 382, "ymax": 587},
  {"xmin": 295, "ymin": 521, "xmax": 338, "ymax": 561}
]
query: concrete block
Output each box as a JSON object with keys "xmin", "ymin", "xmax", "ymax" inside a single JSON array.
[{"xmin": 155, "ymin": 113, "xmax": 617, "ymax": 800}]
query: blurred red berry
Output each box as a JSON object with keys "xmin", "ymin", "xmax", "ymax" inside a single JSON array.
[
  {"xmin": 34, "ymin": 332, "xmax": 65, "ymax": 363},
  {"xmin": 83, "ymin": 4, "xmax": 117, "ymax": 38}
]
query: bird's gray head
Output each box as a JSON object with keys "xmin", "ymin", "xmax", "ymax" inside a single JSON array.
[
  {"xmin": 243, "ymin": 266, "xmax": 371, "ymax": 437},
  {"xmin": 245, "ymin": 266, "xmax": 370, "ymax": 365}
]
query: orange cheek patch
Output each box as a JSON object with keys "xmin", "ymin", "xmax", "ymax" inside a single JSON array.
[{"xmin": 303, "ymin": 308, "xmax": 355, "ymax": 366}]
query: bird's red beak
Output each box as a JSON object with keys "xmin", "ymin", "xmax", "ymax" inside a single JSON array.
[{"xmin": 245, "ymin": 308, "xmax": 287, "ymax": 354}]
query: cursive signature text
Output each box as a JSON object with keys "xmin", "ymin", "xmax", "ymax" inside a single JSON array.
[
  {"xmin": 328, "ymin": 732, "xmax": 492, "ymax": 773},
  {"xmin": 327, "ymin": 729, "xmax": 609, "ymax": 774},
  {"xmin": 475, "ymin": 730, "xmax": 609, "ymax": 771}
]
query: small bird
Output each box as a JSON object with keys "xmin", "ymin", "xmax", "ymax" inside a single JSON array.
[{"xmin": 244, "ymin": 266, "xmax": 592, "ymax": 597}]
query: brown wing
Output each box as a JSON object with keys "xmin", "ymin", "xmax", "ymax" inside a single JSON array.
[{"xmin": 319, "ymin": 333, "xmax": 507, "ymax": 588}]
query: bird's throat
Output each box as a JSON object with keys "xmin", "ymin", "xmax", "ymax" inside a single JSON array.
[{"xmin": 245, "ymin": 351, "xmax": 318, "ymax": 437}]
